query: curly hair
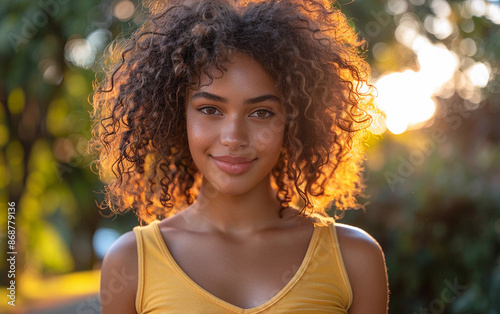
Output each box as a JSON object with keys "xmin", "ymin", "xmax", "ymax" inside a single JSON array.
[{"xmin": 88, "ymin": 0, "xmax": 374, "ymax": 224}]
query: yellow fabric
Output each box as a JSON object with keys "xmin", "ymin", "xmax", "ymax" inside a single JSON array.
[{"xmin": 134, "ymin": 220, "xmax": 352, "ymax": 313}]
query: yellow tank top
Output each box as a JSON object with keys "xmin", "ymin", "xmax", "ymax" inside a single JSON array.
[{"xmin": 134, "ymin": 220, "xmax": 352, "ymax": 313}]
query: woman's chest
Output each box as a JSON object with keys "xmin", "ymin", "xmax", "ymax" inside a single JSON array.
[{"xmin": 161, "ymin": 228, "xmax": 313, "ymax": 309}]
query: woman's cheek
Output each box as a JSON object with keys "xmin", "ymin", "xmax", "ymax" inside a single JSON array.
[
  {"xmin": 252, "ymin": 121, "xmax": 284, "ymax": 153},
  {"xmin": 188, "ymin": 119, "xmax": 217, "ymax": 152}
]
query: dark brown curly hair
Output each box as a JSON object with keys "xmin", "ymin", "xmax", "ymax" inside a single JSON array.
[{"xmin": 88, "ymin": 0, "xmax": 374, "ymax": 224}]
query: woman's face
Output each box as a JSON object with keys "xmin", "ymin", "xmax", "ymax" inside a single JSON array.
[{"xmin": 186, "ymin": 53, "xmax": 285, "ymax": 196}]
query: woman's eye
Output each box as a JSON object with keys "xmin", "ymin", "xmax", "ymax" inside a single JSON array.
[
  {"xmin": 199, "ymin": 106, "xmax": 221, "ymax": 115},
  {"xmin": 251, "ymin": 109, "xmax": 274, "ymax": 118}
]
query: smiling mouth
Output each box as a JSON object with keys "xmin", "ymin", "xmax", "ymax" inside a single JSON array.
[{"xmin": 211, "ymin": 155, "xmax": 256, "ymax": 175}]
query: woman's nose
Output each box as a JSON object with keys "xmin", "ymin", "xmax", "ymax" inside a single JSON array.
[{"xmin": 219, "ymin": 115, "xmax": 249, "ymax": 150}]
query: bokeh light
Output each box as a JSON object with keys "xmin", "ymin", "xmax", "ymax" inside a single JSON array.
[
  {"xmin": 64, "ymin": 30, "xmax": 111, "ymax": 69},
  {"xmin": 64, "ymin": 38, "xmax": 95, "ymax": 68},
  {"xmin": 386, "ymin": 0, "xmax": 408, "ymax": 15},
  {"xmin": 468, "ymin": 0, "xmax": 487, "ymax": 16},
  {"xmin": 466, "ymin": 62, "xmax": 491, "ymax": 87},
  {"xmin": 93, "ymin": 228, "xmax": 121, "ymax": 259},
  {"xmin": 424, "ymin": 15, "xmax": 454, "ymax": 39},
  {"xmin": 8, "ymin": 88, "xmax": 25, "ymax": 115},
  {"xmin": 486, "ymin": 2, "xmax": 500, "ymax": 23},
  {"xmin": 87, "ymin": 29, "xmax": 111, "ymax": 53},
  {"xmin": 38, "ymin": 58, "xmax": 63, "ymax": 85},
  {"xmin": 430, "ymin": 0, "xmax": 451, "ymax": 17},
  {"xmin": 460, "ymin": 38, "xmax": 477, "ymax": 56},
  {"xmin": 112, "ymin": 0, "xmax": 136, "ymax": 21}
]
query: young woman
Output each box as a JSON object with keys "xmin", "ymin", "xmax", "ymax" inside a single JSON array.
[{"xmin": 90, "ymin": 0, "xmax": 389, "ymax": 312}]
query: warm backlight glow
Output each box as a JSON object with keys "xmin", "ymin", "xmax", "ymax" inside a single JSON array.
[
  {"xmin": 375, "ymin": 70, "xmax": 437, "ymax": 134},
  {"xmin": 373, "ymin": 38, "xmax": 460, "ymax": 134}
]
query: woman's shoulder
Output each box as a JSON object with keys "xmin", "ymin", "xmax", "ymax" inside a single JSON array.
[
  {"xmin": 335, "ymin": 223, "xmax": 382, "ymax": 252},
  {"xmin": 334, "ymin": 222, "xmax": 386, "ymax": 276},
  {"xmin": 100, "ymin": 230, "xmax": 138, "ymax": 313},
  {"xmin": 101, "ymin": 230, "xmax": 138, "ymax": 289},
  {"xmin": 103, "ymin": 230, "xmax": 138, "ymax": 262},
  {"xmin": 334, "ymin": 223, "xmax": 389, "ymax": 313}
]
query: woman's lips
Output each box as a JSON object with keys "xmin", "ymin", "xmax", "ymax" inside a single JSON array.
[{"xmin": 211, "ymin": 155, "xmax": 256, "ymax": 175}]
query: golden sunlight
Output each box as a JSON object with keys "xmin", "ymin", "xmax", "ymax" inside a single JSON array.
[
  {"xmin": 374, "ymin": 70, "xmax": 437, "ymax": 134},
  {"xmin": 372, "ymin": 37, "xmax": 460, "ymax": 135}
]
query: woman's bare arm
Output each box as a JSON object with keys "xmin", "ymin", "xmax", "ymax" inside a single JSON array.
[
  {"xmin": 336, "ymin": 224, "xmax": 389, "ymax": 314},
  {"xmin": 100, "ymin": 231, "xmax": 138, "ymax": 314}
]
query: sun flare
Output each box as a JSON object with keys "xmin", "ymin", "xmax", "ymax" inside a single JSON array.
[{"xmin": 372, "ymin": 38, "xmax": 460, "ymax": 134}]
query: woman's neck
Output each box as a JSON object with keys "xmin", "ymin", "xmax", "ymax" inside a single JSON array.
[{"xmin": 186, "ymin": 176, "xmax": 283, "ymax": 236}]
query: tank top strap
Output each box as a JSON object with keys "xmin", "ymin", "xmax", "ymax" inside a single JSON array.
[
  {"xmin": 325, "ymin": 221, "xmax": 353, "ymax": 309},
  {"xmin": 133, "ymin": 220, "xmax": 162, "ymax": 313}
]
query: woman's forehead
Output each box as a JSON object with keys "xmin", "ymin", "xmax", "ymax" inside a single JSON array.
[{"xmin": 195, "ymin": 52, "xmax": 277, "ymax": 85}]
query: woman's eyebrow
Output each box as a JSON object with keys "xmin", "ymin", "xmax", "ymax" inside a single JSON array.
[
  {"xmin": 244, "ymin": 94, "xmax": 281, "ymax": 105},
  {"xmin": 191, "ymin": 91, "xmax": 227, "ymax": 103},
  {"xmin": 191, "ymin": 91, "xmax": 281, "ymax": 105}
]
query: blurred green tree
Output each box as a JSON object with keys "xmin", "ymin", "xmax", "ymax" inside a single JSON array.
[{"xmin": 0, "ymin": 0, "xmax": 141, "ymax": 293}]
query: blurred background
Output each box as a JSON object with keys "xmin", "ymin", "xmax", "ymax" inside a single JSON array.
[{"xmin": 0, "ymin": 0, "xmax": 499, "ymax": 313}]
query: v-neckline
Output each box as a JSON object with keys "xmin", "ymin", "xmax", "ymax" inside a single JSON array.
[{"xmin": 151, "ymin": 221, "xmax": 320, "ymax": 313}]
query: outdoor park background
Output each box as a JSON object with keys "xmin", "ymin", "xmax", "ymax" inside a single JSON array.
[{"xmin": 1, "ymin": 0, "xmax": 499, "ymax": 313}]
